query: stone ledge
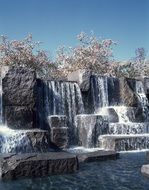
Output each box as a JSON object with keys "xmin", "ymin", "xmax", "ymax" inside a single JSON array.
[
  {"xmin": 0, "ymin": 152, "xmax": 79, "ymax": 180},
  {"xmin": 76, "ymin": 150, "xmax": 119, "ymax": 163}
]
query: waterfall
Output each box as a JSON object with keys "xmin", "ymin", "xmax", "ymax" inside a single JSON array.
[
  {"xmin": 44, "ymin": 81, "xmax": 84, "ymax": 116},
  {"xmin": 135, "ymin": 80, "xmax": 149, "ymax": 121},
  {"xmin": 0, "ymin": 127, "xmax": 31, "ymax": 153},
  {"xmin": 136, "ymin": 80, "xmax": 149, "ymax": 107},
  {"xmin": 90, "ymin": 76, "xmax": 108, "ymax": 113},
  {"xmin": 44, "ymin": 81, "xmax": 84, "ymax": 144},
  {"xmin": 90, "ymin": 77, "xmax": 149, "ymax": 151}
]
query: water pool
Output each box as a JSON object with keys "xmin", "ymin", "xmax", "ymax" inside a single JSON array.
[{"xmin": 0, "ymin": 152, "xmax": 149, "ymax": 190}]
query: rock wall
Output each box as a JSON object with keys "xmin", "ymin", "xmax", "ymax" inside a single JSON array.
[
  {"xmin": 2, "ymin": 67, "xmax": 37, "ymax": 129},
  {"xmin": 2, "ymin": 67, "xmax": 149, "ymax": 149}
]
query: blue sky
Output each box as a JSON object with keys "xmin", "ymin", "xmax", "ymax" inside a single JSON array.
[{"xmin": 0, "ymin": 0, "xmax": 148, "ymax": 60}]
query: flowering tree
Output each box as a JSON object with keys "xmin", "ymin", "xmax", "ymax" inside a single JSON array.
[
  {"xmin": 56, "ymin": 32, "xmax": 117, "ymax": 76},
  {"xmin": 116, "ymin": 47, "xmax": 148, "ymax": 78},
  {"xmin": 0, "ymin": 33, "xmax": 147, "ymax": 79},
  {"xmin": 0, "ymin": 34, "xmax": 54, "ymax": 77}
]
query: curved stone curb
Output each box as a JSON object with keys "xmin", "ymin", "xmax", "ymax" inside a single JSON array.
[{"xmin": 141, "ymin": 164, "xmax": 149, "ymax": 178}]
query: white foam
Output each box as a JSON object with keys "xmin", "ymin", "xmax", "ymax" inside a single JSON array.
[
  {"xmin": 66, "ymin": 146, "xmax": 104, "ymax": 154},
  {"xmin": 120, "ymin": 149, "xmax": 149, "ymax": 153}
]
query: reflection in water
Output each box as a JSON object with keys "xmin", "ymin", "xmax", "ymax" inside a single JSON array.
[{"xmin": 0, "ymin": 152, "xmax": 149, "ymax": 190}]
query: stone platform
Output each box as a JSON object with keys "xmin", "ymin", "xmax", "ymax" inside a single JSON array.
[
  {"xmin": 77, "ymin": 150, "xmax": 119, "ymax": 163},
  {"xmin": 0, "ymin": 149, "xmax": 119, "ymax": 180},
  {"xmin": 0, "ymin": 152, "xmax": 78, "ymax": 180},
  {"xmin": 98, "ymin": 134, "xmax": 149, "ymax": 151}
]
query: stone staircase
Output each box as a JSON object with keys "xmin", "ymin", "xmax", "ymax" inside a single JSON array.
[{"xmin": 98, "ymin": 106, "xmax": 149, "ymax": 151}]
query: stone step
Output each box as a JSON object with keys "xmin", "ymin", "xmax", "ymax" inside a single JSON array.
[
  {"xmin": 98, "ymin": 134, "xmax": 149, "ymax": 151},
  {"xmin": 97, "ymin": 106, "xmax": 149, "ymax": 123},
  {"xmin": 108, "ymin": 123, "xmax": 149, "ymax": 135}
]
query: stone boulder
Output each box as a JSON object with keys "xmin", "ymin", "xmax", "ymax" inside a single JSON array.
[
  {"xmin": 67, "ymin": 69, "xmax": 91, "ymax": 91},
  {"xmin": 3, "ymin": 106, "xmax": 34, "ymax": 129},
  {"xmin": 2, "ymin": 67, "xmax": 37, "ymax": 129},
  {"xmin": 0, "ymin": 152, "xmax": 78, "ymax": 180},
  {"xmin": 0, "ymin": 66, "xmax": 9, "ymax": 79},
  {"xmin": 97, "ymin": 108, "xmax": 119, "ymax": 123},
  {"xmin": 119, "ymin": 78, "xmax": 138, "ymax": 107},
  {"xmin": 3, "ymin": 67, "xmax": 37, "ymax": 106}
]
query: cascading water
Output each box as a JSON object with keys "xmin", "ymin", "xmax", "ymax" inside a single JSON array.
[
  {"xmin": 90, "ymin": 76, "xmax": 108, "ymax": 112},
  {"xmin": 136, "ymin": 80, "xmax": 149, "ymax": 107},
  {"xmin": 44, "ymin": 81, "xmax": 84, "ymax": 116},
  {"xmin": 0, "ymin": 127, "xmax": 32, "ymax": 153},
  {"xmin": 44, "ymin": 81, "xmax": 84, "ymax": 144},
  {"xmin": 88, "ymin": 76, "xmax": 149, "ymax": 151}
]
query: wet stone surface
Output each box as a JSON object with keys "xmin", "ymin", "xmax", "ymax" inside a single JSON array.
[{"xmin": 0, "ymin": 152, "xmax": 79, "ymax": 180}]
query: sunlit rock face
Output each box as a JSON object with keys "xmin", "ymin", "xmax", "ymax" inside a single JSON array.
[{"xmin": 2, "ymin": 67, "xmax": 37, "ymax": 129}]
